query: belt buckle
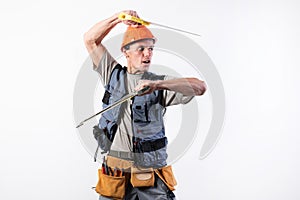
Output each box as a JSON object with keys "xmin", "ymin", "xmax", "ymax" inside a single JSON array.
[
  {"xmin": 117, "ymin": 151, "xmax": 122, "ymax": 158},
  {"xmin": 117, "ymin": 151, "xmax": 126, "ymax": 159},
  {"xmin": 124, "ymin": 151, "xmax": 130, "ymax": 159}
]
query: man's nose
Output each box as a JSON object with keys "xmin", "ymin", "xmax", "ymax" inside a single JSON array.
[{"xmin": 143, "ymin": 48, "xmax": 152, "ymax": 56}]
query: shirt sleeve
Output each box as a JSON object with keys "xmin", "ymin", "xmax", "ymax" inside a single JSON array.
[
  {"xmin": 161, "ymin": 75, "xmax": 194, "ymax": 107},
  {"xmin": 93, "ymin": 47, "xmax": 119, "ymax": 85}
]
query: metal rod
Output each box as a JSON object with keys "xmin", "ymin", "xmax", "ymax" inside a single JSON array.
[
  {"xmin": 150, "ymin": 22, "xmax": 201, "ymax": 37},
  {"xmin": 76, "ymin": 86, "xmax": 150, "ymax": 128}
]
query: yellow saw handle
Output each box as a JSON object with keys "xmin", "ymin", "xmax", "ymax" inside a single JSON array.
[{"xmin": 118, "ymin": 12, "xmax": 150, "ymax": 26}]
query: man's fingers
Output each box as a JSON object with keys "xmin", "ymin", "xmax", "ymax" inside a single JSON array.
[
  {"xmin": 121, "ymin": 10, "xmax": 140, "ymax": 27},
  {"xmin": 129, "ymin": 10, "xmax": 138, "ymax": 17},
  {"xmin": 137, "ymin": 86, "xmax": 151, "ymax": 95},
  {"xmin": 124, "ymin": 20, "xmax": 138, "ymax": 26}
]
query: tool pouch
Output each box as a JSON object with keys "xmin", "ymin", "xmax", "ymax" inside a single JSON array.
[
  {"xmin": 130, "ymin": 167, "xmax": 155, "ymax": 187},
  {"xmin": 155, "ymin": 165, "xmax": 177, "ymax": 191},
  {"xmin": 95, "ymin": 169, "xmax": 126, "ymax": 199}
]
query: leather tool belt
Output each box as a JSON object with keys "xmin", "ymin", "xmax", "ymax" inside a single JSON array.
[{"xmin": 95, "ymin": 156, "xmax": 177, "ymax": 199}]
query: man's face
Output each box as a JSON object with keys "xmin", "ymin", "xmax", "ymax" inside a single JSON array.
[{"xmin": 124, "ymin": 39, "xmax": 154, "ymax": 74}]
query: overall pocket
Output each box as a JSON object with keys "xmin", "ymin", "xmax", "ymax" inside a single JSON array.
[
  {"xmin": 132, "ymin": 100, "xmax": 164, "ymax": 136},
  {"xmin": 132, "ymin": 100, "xmax": 149, "ymax": 123},
  {"xmin": 95, "ymin": 169, "xmax": 126, "ymax": 199}
]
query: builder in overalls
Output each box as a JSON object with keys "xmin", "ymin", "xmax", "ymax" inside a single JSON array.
[{"xmin": 84, "ymin": 10, "xmax": 206, "ymax": 200}]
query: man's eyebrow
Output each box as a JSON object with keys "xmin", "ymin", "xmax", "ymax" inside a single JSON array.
[{"xmin": 138, "ymin": 45, "xmax": 154, "ymax": 47}]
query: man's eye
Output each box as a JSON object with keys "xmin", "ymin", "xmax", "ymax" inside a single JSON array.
[
  {"xmin": 138, "ymin": 47, "xmax": 145, "ymax": 51},
  {"xmin": 148, "ymin": 47, "xmax": 154, "ymax": 51}
]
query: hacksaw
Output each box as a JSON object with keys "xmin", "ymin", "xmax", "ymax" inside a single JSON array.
[{"xmin": 118, "ymin": 12, "xmax": 201, "ymax": 37}]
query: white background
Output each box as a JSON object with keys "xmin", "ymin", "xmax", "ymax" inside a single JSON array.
[{"xmin": 1, "ymin": 0, "xmax": 300, "ymax": 199}]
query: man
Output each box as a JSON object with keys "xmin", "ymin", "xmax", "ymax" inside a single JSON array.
[{"xmin": 84, "ymin": 10, "xmax": 206, "ymax": 200}]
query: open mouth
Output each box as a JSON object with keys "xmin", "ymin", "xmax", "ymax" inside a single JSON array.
[{"xmin": 142, "ymin": 60, "xmax": 151, "ymax": 64}]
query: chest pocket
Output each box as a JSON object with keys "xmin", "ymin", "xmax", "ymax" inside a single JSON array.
[
  {"xmin": 132, "ymin": 99, "xmax": 150, "ymax": 123},
  {"xmin": 132, "ymin": 98, "xmax": 163, "ymax": 123},
  {"xmin": 147, "ymin": 103, "xmax": 164, "ymax": 123},
  {"xmin": 132, "ymin": 98, "xmax": 164, "ymax": 137}
]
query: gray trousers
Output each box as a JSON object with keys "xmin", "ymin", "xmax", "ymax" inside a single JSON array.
[{"xmin": 99, "ymin": 175, "xmax": 176, "ymax": 200}]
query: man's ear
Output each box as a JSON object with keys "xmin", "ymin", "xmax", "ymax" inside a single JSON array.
[{"xmin": 123, "ymin": 50, "xmax": 129, "ymax": 58}]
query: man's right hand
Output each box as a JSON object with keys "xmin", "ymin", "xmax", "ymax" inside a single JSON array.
[
  {"xmin": 119, "ymin": 10, "xmax": 140, "ymax": 27},
  {"xmin": 84, "ymin": 10, "xmax": 140, "ymax": 67}
]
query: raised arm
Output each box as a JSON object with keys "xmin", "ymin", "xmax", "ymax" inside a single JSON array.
[
  {"xmin": 84, "ymin": 10, "xmax": 139, "ymax": 66},
  {"xmin": 136, "ymin": 78, "xmax": 207, "ymax": 96}
]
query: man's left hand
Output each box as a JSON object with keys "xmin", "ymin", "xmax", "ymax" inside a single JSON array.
[{"xmin": 135, "ymin": 80, "xmax": 159, "ymax": 95}]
